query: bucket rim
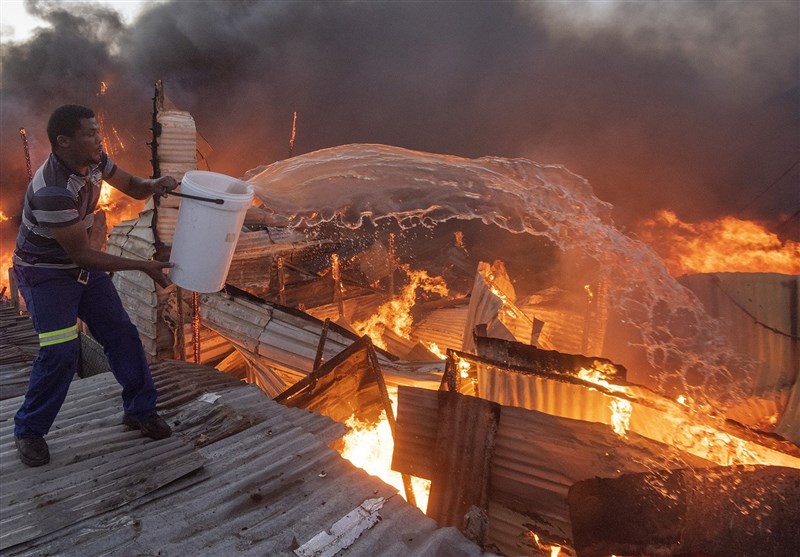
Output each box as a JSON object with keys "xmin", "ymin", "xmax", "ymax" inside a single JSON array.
[{"xmin": 181, "ymin": 170, "xmax": 254, "ymax": 203}]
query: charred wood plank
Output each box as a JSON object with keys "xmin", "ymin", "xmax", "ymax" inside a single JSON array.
[
  {"xmin": 568, "ymin": 465, "xmax": 800, "ymax": 557},
  {"xmin": 474, "ymin": 334, "xmax": 627, "ymax": 380}
]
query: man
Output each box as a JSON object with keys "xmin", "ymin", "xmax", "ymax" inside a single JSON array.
[{"xmin": 12, "ymin": 104, "xmax": 178, "ymax": 467}]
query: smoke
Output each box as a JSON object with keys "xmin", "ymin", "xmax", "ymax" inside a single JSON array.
[{"xmin": 1, "ymin": 0, "xmax": 798, "ymax": 234}]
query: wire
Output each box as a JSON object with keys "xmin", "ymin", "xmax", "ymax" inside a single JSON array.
[
  {"xmin": 711, "ymin": 275, "xmax": 799, "ymax": 341},
  {"xmin": 735, "ymin": 159, "xmax": 799, "ymax": 217},
  {"xmin": 775, "ymin": 208, "xmax": 800, "ymax": 232}
]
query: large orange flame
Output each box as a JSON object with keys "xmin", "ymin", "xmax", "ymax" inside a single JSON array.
[
  {"xmin": 638, "ymin": 210, "xmax": 800, "ymax": 276},
  {"xmin": 353, "ymin": 266, "xmax": 448, "ymax": 350},
  {"xmin": 339, "ymin": 390, "xmax": 431, "ymax": 512}
]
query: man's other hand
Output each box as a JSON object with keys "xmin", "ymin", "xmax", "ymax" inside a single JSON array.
[{"xmin": 141, "ymin": 260, "xmax": 174, "ymax": 288}]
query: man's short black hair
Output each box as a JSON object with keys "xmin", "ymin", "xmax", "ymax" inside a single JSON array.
[{"xmin": 47, "ymin": 104, "xmax": 95, "ymax": 150}]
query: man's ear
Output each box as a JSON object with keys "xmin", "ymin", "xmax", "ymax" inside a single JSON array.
[{"xmin": 56, "ymin": 134, "xmax": 71, "ymax": 149}]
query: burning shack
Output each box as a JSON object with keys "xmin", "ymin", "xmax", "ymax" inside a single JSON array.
[{"xmin": 6, "ymin": 89, "xmax": 798, "ymax": 557}]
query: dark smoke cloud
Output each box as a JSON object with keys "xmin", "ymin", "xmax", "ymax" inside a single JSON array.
[{"xmin": 1, "ymin": 0, "xmax": 798, "ymax": 237}]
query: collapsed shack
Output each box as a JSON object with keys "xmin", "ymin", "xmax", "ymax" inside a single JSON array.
[{"xmin": 94, "ymin": 104, "xmax": 800, "ymax": 556}]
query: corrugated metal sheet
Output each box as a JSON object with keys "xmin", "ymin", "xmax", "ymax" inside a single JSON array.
[
  {"xmin": 200, "ymin": 290, "xmax": 442, "ymax": 394},
  {"xmin": 679, "ymin": 273, "xmax": 800, "ymax": 445},
  {"xmin": 411, "ymin": 304, "xmax": 469, "ymax": 354},
  {"xmin": 0, "ymin": 357, "xmax": 488, "ymax": 556},
  {"xmin": 0, "ymin": 305, "xmax": 38, "ymax": 401},
  {"xmin": 679, "ymin": 273, "xmax": 799, "ymax": 394},
  {"xmin": 779, "ymin": 378, "xmax": 800, "ymax": 445},
  {"xmin": 200, "ymin": 291, "xmax": 370, "ymax": 387},
  {"xmin": 459, "ymin": 350, "xmax": 800, "ymax": 468},
  {"xmin": 393, "ymin": 386, "xmax": 713, "ymax": 554}
]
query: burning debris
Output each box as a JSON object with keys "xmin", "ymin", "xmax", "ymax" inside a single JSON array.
[{"xmin": 3, "ymin": 91, "xmax": 798, "ymax": 556}]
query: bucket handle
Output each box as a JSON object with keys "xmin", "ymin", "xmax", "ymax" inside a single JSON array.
[{"xmin": 163, "ymin": 190, "xmax": 225, "ymax": 205}]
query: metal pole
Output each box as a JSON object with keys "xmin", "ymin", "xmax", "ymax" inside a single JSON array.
[
  {"xmin": 192, "ymin": 291, "xmax": 201, "ymax": 364},
  {"xmin": 175, "ymin": 286, "xmax": 186, "ymax": 360}
]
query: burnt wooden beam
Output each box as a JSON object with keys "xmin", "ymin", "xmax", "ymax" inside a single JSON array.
[
  {"xmin": 474, "ymin": 334, "xmax": 627, "ymax": 381},
  {"xmin": 568, "ymin": 465, "xmax": 800, "ymax": 557}
]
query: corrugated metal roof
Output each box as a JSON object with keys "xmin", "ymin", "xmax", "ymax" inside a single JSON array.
[
  {"xmin": 0, "ymin": 305, "xmax": 38, "ymax": 401},
  {"xmin": 1, "ymin": 352, "xmax": 488, "ymax": 556}
]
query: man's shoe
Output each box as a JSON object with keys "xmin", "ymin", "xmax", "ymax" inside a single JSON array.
[
  {"xmin": 15, "ymin": 436, "xmax": 50, "ymax": 467},
  {"xmin": 123, "ymin": 412, "xmax": 172, "ymax": 440}
]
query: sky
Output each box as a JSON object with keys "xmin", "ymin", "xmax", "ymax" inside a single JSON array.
[
  {"xmin": 0, "ymin": 0, "xmax": 798, "ymax": 238},
  {"xmin": 0, "ymin": 0, "xmax": 149, "ymax": 43}
]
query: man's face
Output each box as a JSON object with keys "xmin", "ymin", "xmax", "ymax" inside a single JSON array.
[{"xmin": 61, "ymin": 117, "xmax": 103, "ymax": 166}]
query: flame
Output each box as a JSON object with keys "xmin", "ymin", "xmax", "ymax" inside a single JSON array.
[
  {"xmin": 610, "ymin": 398, "xmax": 633, "ymax": 437},
  {"xmin": 638, "ymin": 210, "xmax": 800, "ymax": 276},
  {"xmin": 0, "ymin": 250, "xmax": 12, "ymax": 296},
  {"xmin": 456, "ymin": 354, "xmax": 472, "ymax": 378},
  {"xmin": 339, "ymin": 395, "xmax": 430, "ymax": 513},
  {"xmin": 577, "ymin": 364, "xmax": 632, "ymax": 437},
  {"xmin": 526, "ymin": 529, "xmax": 563, "ymax": 557},
  {"xmin": 353, "ymin": 266, "xmax": 448, "ymax": 350},
  {"xmin": 454, "ymin": 230, "xmax": 466, "ymax": 250},
  {"xmin": 97, "ymin": 181, "xmax": 141, "ymax": 231},
  {"xmin": 1, "ymin": 212, "xmax": 13, "ymax": 295},
  {"xmin": 424, "ymin": 341, "xmax": 447, "ymax": 360}
]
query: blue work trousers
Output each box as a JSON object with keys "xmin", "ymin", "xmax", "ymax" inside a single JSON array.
[{"xmin": 13, "ymin": 265, "xmax": 157, "ymax": 438}]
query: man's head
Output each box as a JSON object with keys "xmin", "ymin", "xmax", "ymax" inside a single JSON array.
[{"xmin": 47, "ymin": 104, "xmax": 103, "ymax": 168}]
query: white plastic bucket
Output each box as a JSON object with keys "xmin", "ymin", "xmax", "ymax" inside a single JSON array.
[{"xmin": 168, "ymin": 170, "xmax": 254, "ymax": 292}]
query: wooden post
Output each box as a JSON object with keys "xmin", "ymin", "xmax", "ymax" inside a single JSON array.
[
  {"xmin": 277, "ymin": 256, "xmax": 286, "ymax": 306},
  {"xmin": 388, "ymin": 233, "xmax": 396, "ymax": 297},
  {"xmin": 288, "ymin": 111, "xmax": 297, "ymax": 158},
  {"xmin": 331, "ymin": 253, "xmax": 344, "ymax": 319},
  {"xmin": 365, "ymin": 340, "xmax": 417, "ymax": 508},
  {"xmin": 309, "ymin": 318, "xmax": 331, "ymax": 391},
  {"xmin": 19, "ymin": 128, "xmax": 32, "ymax": 182}
]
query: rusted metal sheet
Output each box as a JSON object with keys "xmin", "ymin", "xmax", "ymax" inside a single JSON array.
[
  {"xmin": 392, "ymin": 386, "xmax": 713, "ymax": 552},
  {"xmin": 392, "ymin": 385, "xmax": 440, "ymax": 480},
  {"xmin": 426, "ymin": 390, "xmax": 499, "ymax": 543},
  {"xmin": 568, "ymin": 465, "xmax": 800, "ymax": 557},
  {"xmin": 447, "ymin": 349, "xmax": 800, "ymax": 469}
]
